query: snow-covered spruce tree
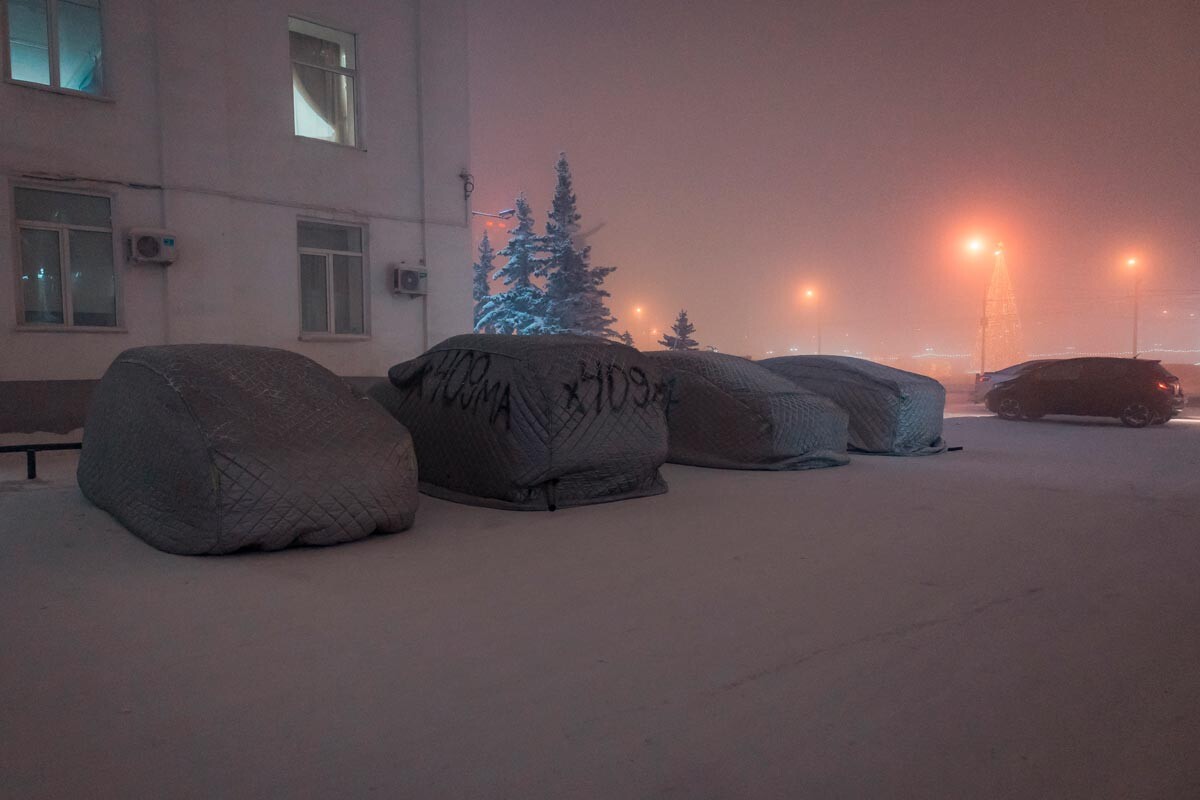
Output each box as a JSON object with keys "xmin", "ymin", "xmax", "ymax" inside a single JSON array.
[
  {"xmin": 472, "ymin": 231, "xmax": 496, "ymax": 333},
  {"xmin": 617, "ymin": 330, "xmax": 636, "ymax": 347},
  {"xmin": 540, "ymin": 153, "xmax": 617, "ymax": 337},
  {"xmin": 658, "ymin": 309, "xmax": 699, "ymax": 350},
  {"xmin": 476, "ymin": 194, "xmax": 549, "ymax": 335}
]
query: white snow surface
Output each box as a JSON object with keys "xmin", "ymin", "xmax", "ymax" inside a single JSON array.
[{"xmin": 2, "ymin": 415, "xmax": 1200, "ymax": 798}]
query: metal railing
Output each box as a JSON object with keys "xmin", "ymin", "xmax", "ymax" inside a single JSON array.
[{"xmin": 0, "ymin": 443, "xmax": 82, "ymax": 480}]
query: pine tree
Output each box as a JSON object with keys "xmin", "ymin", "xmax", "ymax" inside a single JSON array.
[
  {"xmin": 476, "ymin": 194, "xmax": 550, "ymax": 335},
  {"xmin": 658, "ymin": 309, "xmax": 699, "ymax": 350},
  {"xmin": 540, "ymin": 153, "xmax": 618, "ymax": 337},
  {"xmin": 617, "ymin": 330, "xmax": 636, "ymax": 347},
  {"xmin": 472, "ymin": 231, "xmax": 496, "ymax": 333}
]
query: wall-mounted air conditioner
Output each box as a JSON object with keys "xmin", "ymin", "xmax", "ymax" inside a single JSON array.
[
  {"xmin": 128, "ymin": 229, "xmax": 178, "ymax": 265},
  {"xmin": 392, "ymin": 266, "xmax": 428, "ymax": 295}
]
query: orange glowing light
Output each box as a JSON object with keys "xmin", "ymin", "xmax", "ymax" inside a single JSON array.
[
  {"xmin": 966, "ymin": 239, "xmax": 984, "ymax": 252},
  {"xmin": 805, "ymin": 289, "xmax": 815, "ymax": 299},
  {"xmin": 634, "ymin": 306, "xmax": 643, "ymax": 314},
  {"xmin": 1126, "ymin": 257, "xmax": 1138, "ymax": 267}
]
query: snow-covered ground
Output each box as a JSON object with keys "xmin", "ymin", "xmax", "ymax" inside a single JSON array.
[{"xmin": 3, "ymin": 415, "xmax": 1200, "ymax": 798}]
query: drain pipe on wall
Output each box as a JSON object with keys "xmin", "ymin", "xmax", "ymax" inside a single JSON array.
[
  {"xmin": 150, "ymin": 0, "xmax": 171, "ymax": 345},
  {"xmin": 413, "ymin": 0, "xmax": 430, "ymax": 355}
]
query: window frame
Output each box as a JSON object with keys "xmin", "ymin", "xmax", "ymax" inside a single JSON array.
[
  {"xmin": 287, "ymin": 15, "xmax": 362, "ymax": 150},
  {"xmin": 11, "ymin": 182, "xmax": 124, "ymax": 332},
  {"xmin": 296, "ymin": 217, "xmax": 370, "ymax": 341},
  {"xmin": 2, "ymin": 0, "xmax": 110, "ymax": 100}
]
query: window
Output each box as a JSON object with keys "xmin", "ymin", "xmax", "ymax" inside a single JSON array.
[
  {"xmin": 5, "ymin": 0, "xmax": 104, "ymax": 95},
  {"xmin": 14, "ymin": 187, "xmax": 117, "ymax": 327},
  {"xmin": 1091, "ymin": 360, "xmax": 1131, "ymax": 379},
  {"xmin": 1037, "ymin": 360, "xmax": 1084, "ymax": 381},
  {"xmin": 298, "ymin": 220, "xmax": 365, "ymax": 336},
  {"xmin": 289, "ymin": 17, "xmax": 356, "ymax": 146}
]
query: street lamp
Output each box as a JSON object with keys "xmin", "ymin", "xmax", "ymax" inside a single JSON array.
[
  {"xmin": 965, "ymin": 239, "xmax": 995, "ymax": 374},
  {"xmin": 1127, "ymin": 257, "xmax": 1140, "ymax": 357},
  {"xmin": 804, "ymin": 288, "xmax": 821, "ymax": 355},
  {"xmin": 471, "ymin": 209, "xmax": 515, "ymax": 220}
]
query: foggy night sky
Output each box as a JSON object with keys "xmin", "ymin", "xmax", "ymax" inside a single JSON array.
[{"xmin": 467, "ymin": 0, "xmax": 1199, "ymax": 361}]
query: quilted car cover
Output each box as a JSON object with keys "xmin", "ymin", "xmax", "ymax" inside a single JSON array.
[
  {"xmin": 760, "ymin": 355, "xmax": 947, "ymax": 455},
  {"xmin": 644, "ymin": 351, "xmax": 850, "ymax": 470},
  {"xmin": 370, "ymin": 334, "xmax": 669, "ymax": 510},
  {"xmin": 77, "ymin": 345, "xmax": 419, "ymax": 555}
]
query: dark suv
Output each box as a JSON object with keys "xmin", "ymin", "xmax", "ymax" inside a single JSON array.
[{"xmin": 985, "ymin": 357, "xmax": 1184, "ymax": 427}]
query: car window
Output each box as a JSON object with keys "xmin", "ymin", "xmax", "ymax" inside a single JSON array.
[
  {"xmin": 1037, "ymin": 361, "xmax": 1084, "ymax": 381},
  {"xmin": 1086, "ymin": 360, "xmax": 1129, "ymax": 379}
]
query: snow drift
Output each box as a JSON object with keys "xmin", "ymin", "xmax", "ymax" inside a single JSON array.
[
  {"xmin": 370, "ymin": 334, "xmax": 669, "ymax": 510},
  {"xmin": 645, "ymin": 351, "xmax": 850, "ymax": 470},
  {"xmin": 77, "ymin": 345, "xmax": 419, "ymax": 554},
  {"xmin": 760, "ymin": 355, "xmax": 946, "ymax": 455}
]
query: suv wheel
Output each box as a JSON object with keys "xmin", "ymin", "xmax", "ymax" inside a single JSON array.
[
  {"xmin": 1120, "ymin": 403, "xmax": 1153, "ymax": 428},
  {"xmin": 997, "ymin": 397, "xmax": 1023, "ymax": 421}
]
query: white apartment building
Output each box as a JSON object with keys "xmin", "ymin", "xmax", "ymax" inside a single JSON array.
[{"xmin": 0, "ymin": 0, "xmax": 472, "ymax": 433}]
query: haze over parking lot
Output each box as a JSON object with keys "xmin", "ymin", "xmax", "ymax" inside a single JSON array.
[{"xmin": 469, "ymin": 0, "xmax": 1200, "ymax": 360}]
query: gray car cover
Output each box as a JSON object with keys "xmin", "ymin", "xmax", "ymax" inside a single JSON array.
[
  {"xmin": 644, "ymin": 351, "xmax": 850, "ymax": 470},
  {"xmin": 370, "ymin": 334, "xmax": 669, "ymax": 510},
  {"xmin": 77, "ymin": 345, "xmax": 419, "ymax": 555},
  {"xmin": 760, "ymin": 355, "xmax": 947, "ymax": 455}
]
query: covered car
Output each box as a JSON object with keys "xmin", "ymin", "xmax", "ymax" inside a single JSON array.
[
  {"xmin": 644, "ymin": 351, "xmax": 849, "ymax": 470},
  {"xmin": 761, "ymin": 355, "xmax": 947, "ymax": 455},
  {"xmin": 370, "ymin": 334, "xmax": 669, "ymax": 510},
  {"xmin": 77, "ymin": 345, "xmax": 419, "ymax": 555}
]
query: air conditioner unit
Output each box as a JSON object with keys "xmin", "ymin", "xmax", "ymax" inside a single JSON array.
[
  {"xmin": 128, "ymin": 229, "xmax": 178, "ymax": 265},
  {"xmin": 392, "ymin": 266, "xmax": 428, "ymax": 295}
]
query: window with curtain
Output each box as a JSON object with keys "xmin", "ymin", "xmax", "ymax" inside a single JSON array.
[
  {"xmin": 298, "ymin": 220, "xmax": 365, "ymax": 336},
  {"xmin": 15, "ymin": 187, "xmax": 117, "ymax": 327},
  {"xmin": 289, "ymin": 17, "xmax": 357, "ymax": 146},
  {"xmin": 6, "ymin": 0, "xmax": 105, "ymax": 95}
]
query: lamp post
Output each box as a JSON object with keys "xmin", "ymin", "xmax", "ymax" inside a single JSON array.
[
  {"xmin": 966, "ymin": 238, "xmax": 989, "ymax": 374},
  {"xmin": 805, "ymin": 288, "xmax": 821, "ymax": 354},
  {"xmin": 1127, "ymin": 257, "xmax": 1140, "ymax": 357},
  {"xmin": 471, "ymin": 209, "xmax": 515, "ymax": 220}
]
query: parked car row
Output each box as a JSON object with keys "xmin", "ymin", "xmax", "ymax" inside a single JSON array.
[
  {"xmin": 78, "ymin": 338, "xmax": 949, "ymax": 554},
  {"xmin": 978, "ymin": 357, "xmax": 1185, "ymax": 428}
]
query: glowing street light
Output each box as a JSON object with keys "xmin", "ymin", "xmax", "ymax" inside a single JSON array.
[
  {"xmin": 965, "ymin": 239, "xmax": 997, "ymax": 373},
  {"xmin": 803, "ymin": 288, "xmax": 821, "ymax": 354},
  {"xmin": 1126, "ymin": 256, "xmax": 1141, "ymax": 357}
]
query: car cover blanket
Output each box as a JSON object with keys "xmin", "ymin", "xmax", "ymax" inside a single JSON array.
[
  {"xmin": 77, "ymin": 344, "xmax": 419, "ymax": 554},
  {"xmin": 373, "ymin": 334, "xmax": 669, "ymax": 510},
  {"xmin": 760, "ymin": 355, "xmax": 947, "ymax": 455},
  {"xmin": 645, "ymin": 351, "xmax": 850, "ymax": 470}
]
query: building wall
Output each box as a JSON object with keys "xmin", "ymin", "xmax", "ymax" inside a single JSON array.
[{"xmin": 0, "ymin": 0, "xmax": 471, "ymax": 430}]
